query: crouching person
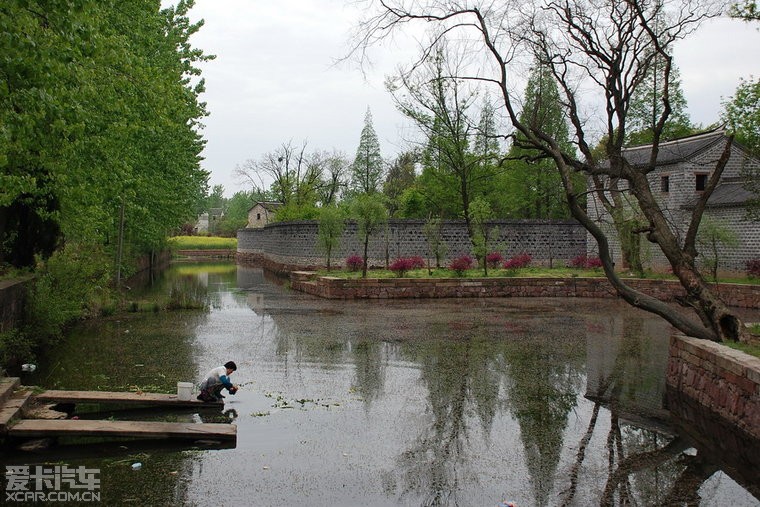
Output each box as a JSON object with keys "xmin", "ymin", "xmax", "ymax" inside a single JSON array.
[{"xmin": 197, "ymin": 361, "xmax": 239, "ymax": 402}]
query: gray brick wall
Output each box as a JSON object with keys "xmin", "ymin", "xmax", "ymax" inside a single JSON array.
[{"xmin": 238, "ymin": 219, "xmax": 587, "ymax": 269}]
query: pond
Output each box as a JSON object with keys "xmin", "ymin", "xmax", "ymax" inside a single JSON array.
[{"xmin": 5, "ymin": 262, "xmax": 760, "ymax": 506}]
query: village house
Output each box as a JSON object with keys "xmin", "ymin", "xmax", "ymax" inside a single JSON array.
[
  {"xmin": 588, "ymin": 129, "xmax": 759, "ymax": 273},
  {"xmin": 195, "ymin": 207, "xmax": 224, "ymax": 234},
  {"xmin": 246, "ymin": 201, "xmax": 283, "ymax": 228}
]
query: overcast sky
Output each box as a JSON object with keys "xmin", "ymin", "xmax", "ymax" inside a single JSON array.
[{"xmin": 178, "ymin": 1, "xmax": 760, "ymax": 197}]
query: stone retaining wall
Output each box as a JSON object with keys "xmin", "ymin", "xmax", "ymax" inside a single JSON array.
[
  {"xmin": 288, "ymin": 271, "xmax": 760, "ymax": 308},
  {"xmin": 667, "ymin": 335, "xmax": 760, "ymax": 440}
]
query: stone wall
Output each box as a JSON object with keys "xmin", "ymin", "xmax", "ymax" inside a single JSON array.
[
  {"xmin": 238, "ymin": 218, "xmax": 586, "ymax": 269},
  {"xmin": 666, "ymin": 334, "xmax": 760, "ymax": 440},
  {"xmin": 289, "ymin": 271, "xmax": 760, "ymax": 307}
]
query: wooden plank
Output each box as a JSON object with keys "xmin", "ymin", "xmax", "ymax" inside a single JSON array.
[
  {"xmin": 8, "ymin": 419, "xmax": 237, "ymax": 441},
  {"xmin": 0, "ymin": 389, "xmax": 33, "ymax": 433},
  {"xmin": 33, "ymin": 390, "xmax": 223, "ymax": 408}
]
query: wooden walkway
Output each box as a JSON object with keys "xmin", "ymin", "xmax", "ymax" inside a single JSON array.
[
  {"xmin": 8, "ymin": 419, "xmax": 236, "ymax": 441},
  {"xmin": 0, "ymin": 378, "xmax": 235, "ymax": 443},
  {"xmin": 34, "ymin": 389, "xmax": 223, "ymax": 408}
]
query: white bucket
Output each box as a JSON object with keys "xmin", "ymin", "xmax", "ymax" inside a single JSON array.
[{"xmin": 177, "ymin": 382, "xmax": 193, "ymax": 401}]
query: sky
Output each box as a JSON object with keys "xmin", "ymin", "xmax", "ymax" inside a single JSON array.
[{"xmin": 177, "ymin": 1, "xmax": 760, "ymax": 197}]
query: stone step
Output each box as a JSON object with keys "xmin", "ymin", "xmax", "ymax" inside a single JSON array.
[
  {"xmin": 0, "ymin": 388, "xmax": 33, "ymax": 433},
  {"xmin": 0, "ymin": 377, "xmax": 20, "ymax": 406}
]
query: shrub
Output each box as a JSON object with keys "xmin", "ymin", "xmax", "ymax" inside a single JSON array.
[
  {"xmin": 389, "ymin": 257, "xmax": 415, "ymax": 277},
  {"xmin": 569, "ymin": 254, "xmax": 602, "ymax": 269},
  {"xmin": 346, "ymin": 255, "xmax": 364, "ymax": 272},
  {"xmin": 747, "ymin": 259, "xmax": 760, "ymax": 278},
  {"xmin": 449, "ymin": 255, "xmax": 474, "ymax": 276},
  {"xmin": 585, "ymin": 256, "xmax": 603, "ymax": 269},
  {"xmin": 408, "ymin": 255, "xmax": 426, "ymax": 269},
  {"xmin": 569, "ymin": 254, "xmax": 587, "ymax": 268},
  {"xmin": 503, "ymin": 253, "xmax": 532, "ymax": 270},
  {"xmin": 486, "ymin": 252, "xmax": 504, "ymax": 268}
]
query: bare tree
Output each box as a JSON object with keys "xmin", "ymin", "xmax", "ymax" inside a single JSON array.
[
  {"xmin": 309, "ymin": 149, "xmax": 350, "ymax": 206},
  {"xmin": 235, "ymin": 140, "xmax": 323, "ymax": 206},
  {"xmin": 352, "ymin": 0, "xmax": 746, "ymax": 342}
]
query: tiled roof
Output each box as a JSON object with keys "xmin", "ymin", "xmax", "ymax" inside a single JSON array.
[
  {"xmin": 622, "ymin": 129, "xmax": 728, "ymax": 167},
  {"xmin": 248, "ymin": 201, "xmax": 283, "ymax": 212},
  {"xmin": 682, "ymin": 179, "xmax": 757, "ymax": 209}
]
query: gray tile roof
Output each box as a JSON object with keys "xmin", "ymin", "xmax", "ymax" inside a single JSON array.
[
  {"xmin": 623, "ymin": 129, "xmax": 727, "ymax": 167},
  {"xmin": 682, "ymin": 179, "xmax": 756, "ymax": 209}
]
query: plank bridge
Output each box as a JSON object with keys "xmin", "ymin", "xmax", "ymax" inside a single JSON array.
[{"xmin": 0, "ymin": 377, "xmax": 236, "ymax": 444}]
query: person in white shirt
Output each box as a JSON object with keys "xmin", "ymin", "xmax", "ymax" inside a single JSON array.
[{"xmin": 197, "ymin": 361, "xmax": 239, "ymax": 402}]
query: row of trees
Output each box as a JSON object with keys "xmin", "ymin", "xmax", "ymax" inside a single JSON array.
[{"xmin": 1, "ymin": 0, "xmax": 211, "ymax": 273}]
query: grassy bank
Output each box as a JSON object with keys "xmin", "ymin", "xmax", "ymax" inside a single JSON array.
[
  {"xmin": 168, "ymin": 235, "xmax": 237, "ymax": 250},
  {"xmin": 318, "ymin": 265, "xmax": 760, "ymax": 284}
]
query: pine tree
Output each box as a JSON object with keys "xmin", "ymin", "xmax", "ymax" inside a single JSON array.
[{"xmin": 350, "ymin": 108, "xmax": 384, "ymax": 195}]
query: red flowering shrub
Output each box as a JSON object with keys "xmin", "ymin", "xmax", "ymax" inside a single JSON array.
[
  {"xmin": 389, "ymin": 257, "xmax": 415, "ymax": 277},
  {"xmin": 408, "ymin": 256, "xmax": 426, "ymax": 269},
  {"xmin": 747, "ymin": 259, "xmax": 760, "ymax": 278},
  {"xmin": 503, "ymin": 253, "xmax": 532, "ymax": 270},
  {"xmin": 486, "ymin": 252, "xmax": 504, "ymax": 268},
  {"xmin": 586, "ymin": 257, "xmax": 602, "ymax": 268},
  {"xmin": 448, "ymin": 255, "xmax": 474, "ymax": 276},
  {"xmin": 345, "ymin": 255, "xmax": 364, "ymax": 272},
  {"xmin": 569, "ymin": 255, "xmax": 602, "ymax": 269}
]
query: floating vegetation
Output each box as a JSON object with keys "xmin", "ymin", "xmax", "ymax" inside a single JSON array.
[{"xmin": 263, "ymin": 392, "xmax": 343, "ymax": 410}]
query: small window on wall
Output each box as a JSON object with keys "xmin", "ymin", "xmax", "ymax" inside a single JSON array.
[
  {"xmin": 695, "ymin": 173, "xmax": 708, "ymax": 192},
  {"xmin": 661, "ymin": 175, "xmax": 670, "ymax": 193},
  {"xmin": 257, "ymin": 213, "xmax": 261, "ymax": 220}
]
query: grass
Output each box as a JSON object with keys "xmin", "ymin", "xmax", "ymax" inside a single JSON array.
[
  {"xmin": 725, "ymin": 340, "xmax": 760, "ymax": 358},
  {"xmin": 167, "ymin": 235, "xmax": 236, "ymax": 250},
  {"xmin": 317, "ymin": 265, "xmax": 760, "ymax": 284}
]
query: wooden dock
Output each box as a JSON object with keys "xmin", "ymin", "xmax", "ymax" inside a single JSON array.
[
  {"xmin": 34, "ymin": 389, "xmax": 223, "ymax": 408},
  {"xmin": 0, "ymin": 378, "xmax": 235, "ymax": 444},
  {"xmin": 8, "ymin": 419, "xmax": 236, "ymax": 441}
]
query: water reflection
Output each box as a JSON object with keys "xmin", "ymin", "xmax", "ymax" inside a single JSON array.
[{"xmin": 4, "ymin": 263, "xmax": 758, "ymax": 506}]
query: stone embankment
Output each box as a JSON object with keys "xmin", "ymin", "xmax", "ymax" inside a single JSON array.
[
  {"xmin": 289, "ymin": 271, "xmax": 760, "ymax": 309},
  {"xmin": 667, "ymin": 335, "xmax": 760, "ymax": 440}
]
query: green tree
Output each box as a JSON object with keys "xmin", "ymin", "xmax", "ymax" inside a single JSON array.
[
  {"xmin": 627, "ymin": 57, "xmax": 694, "ymax": 146},
  {"xmin": 317, "ymin": 205, "xmax": 346, "ymax": 270},
  {"xmin": 352, "ymin": 193, "xmax": 387, "ymax": 277},
  {"xmin": 383, "ymin": 150, "xmax": 418, "ymax": 216},
  {"xmin": 723, "ymin": 77, "xmax": 760, "ymax": 155},
  {"xmin": 422, "ymin": 216, "xmax": 447, "ymax": 269},
  {"xmin": 389, "ymin": 44, "xmax": 498, "ymax": 244},
  {"xmin": 730, "ymin": 1, "xmax": 760, "ymax": 21},
  {"xmin": 502, "ymin": 62, "xmax": 577, "ymax": 219},
  {"xmin": 468, "ymin": 197, "xmax": 498, "ymax": 276},
  {"xmin": 697, "ymin": 218, "xmax": 739, "ymax": 282},
  {"xmin": 0, "ymin": 0, "xmax": 211, "ymax": 270},
  {"xmin": 350, "ymin": 108, "xmax": 385, "ymax": 195}
]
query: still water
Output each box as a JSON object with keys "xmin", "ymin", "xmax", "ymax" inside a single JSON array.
[{"xmin": 5, "ymin": 262, "xmax": 760, "ymax": 506}]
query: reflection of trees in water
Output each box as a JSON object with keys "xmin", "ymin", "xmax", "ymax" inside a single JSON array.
[
  {"xmin": 560, "ymin": 311, "xmax": 740, "ymax": 506},
  {"xmin": 351, "ymin": 339, "xmax": 386, "ymax": 406},
  {"xmin": 502, "ymin": 317, "xmax": 585, "ymax": 507},
  {"xmin": 396, "ymin": 338, "xmax": 488, "ymax": 506},
  {"xmin": 390, "ymin": 311, "xmax": 587, "ymax": 506}
]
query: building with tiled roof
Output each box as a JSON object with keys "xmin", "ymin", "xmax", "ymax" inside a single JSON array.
[{"xmin": 588, "ymin": 129, "xmax": 759, "ymax": 273}]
